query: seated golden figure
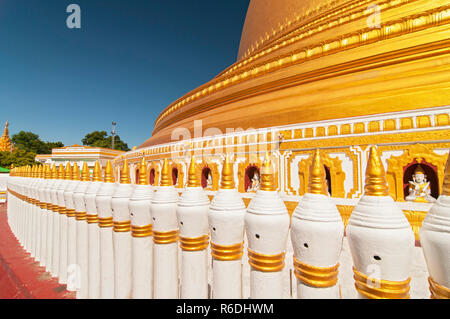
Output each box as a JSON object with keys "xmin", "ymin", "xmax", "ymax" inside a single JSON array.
[{"xmin": 405, "ymin": 165, "xmax": 436, "ymax": 203}]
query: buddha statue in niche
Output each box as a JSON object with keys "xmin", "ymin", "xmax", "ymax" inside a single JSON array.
[
  {"xmin": 405, "ymin": 165, "xmax": 436, "ymax": 203},
  {"xmin": 247, "ymin": 171, "xmax": 260, "ymax": 192}
]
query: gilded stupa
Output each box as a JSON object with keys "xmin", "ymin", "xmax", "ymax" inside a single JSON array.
[
  {"xmin": 0, "ymin": 121, "xmax": 14, "ymax": 152},
  {"xmin": 117, "ymin": 0, "xmax": 449, "ymax": 233}
]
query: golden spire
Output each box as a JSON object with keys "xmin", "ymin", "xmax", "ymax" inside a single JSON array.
[
  {"xmin": 51, "ymin": 164, "xmax": 58, "ymax": 179},
  {"xmin": 119, "ymin": 158, "xmax": 131, "ymax": 184},
  {"xmin": 81, "ymin": 162, "xmax": 91, "ymax": 182},
  {"xmin": 104, "ymin": 160, "xmax": 115, "ymax": 183},
  {"xmin": 364, "ymin": 145, "xmax": 389, "ymax": 196},
  {"xmin": 26, "ymin": 166, "xmax": 30, "ymax": 178},
  {"xmin": 72, "ymin": 162, "xmax": 81, "ymax": 181},
  {"xmin": 0, "ymin": 121, "xmax": 13, "ymax": 152},
  {"xmin": 187, "ymin": 156, "xmax": 200, "ymax": 187},
  {"xmin": 65, "ymin": 163, "xmax": 73, "ymax": 180},
  {"xmin": 93, "ymin": 161, "xmax": 102, "ymax": 182},
  {"xmin": 160, "ymin": 158, "xmax": 172, "ymax": 186},
  {"xmin": 260, "ymin": 152, "xmax": 275, "ymax": 191},
  {"xmin": 58, "ymin": 164, "xmax": 65, "ymax": 179},
  {"xmin": 442, "ymin": 153, "xmax": 450, "ymax": 196},
  {"xmin": 221, "ymin": 154, "xmax": 235, "ymax": 189},
  {"xmin": 138, "ymin": 157, "xmax": 148, "ymax": 185},
  {"xmin": 44, "ymin": 164, "xmax": 51, "ymax": 179},
  {"xmin": 33, "ymin": 166, "xmax": 38, "ymax": 178},
  {"xmin": 308, "ymin": 149, "xmax": 328, "ymax": 195}
]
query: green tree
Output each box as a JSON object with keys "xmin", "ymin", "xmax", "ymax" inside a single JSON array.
[
  {"xmin": 82, "ymin": 131, "xmax": 130, "ymax": 151},
  {"xmin": 0, "ymin": 149, "xmax": 38, "ymax": 168},
  {"xmin": 12, "ymin": 131, "xmax": 64, "ymax": 154}
]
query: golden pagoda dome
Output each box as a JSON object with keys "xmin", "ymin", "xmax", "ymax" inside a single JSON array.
[{"xmin": 140, "ymin": 0, "xmax": 449, "ymax": 147}]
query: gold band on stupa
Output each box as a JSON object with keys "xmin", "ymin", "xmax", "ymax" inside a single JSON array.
[
  {"xmin": 75, "ymin": 211, "xmax": 87, "ymax": 221},
  {"xmin": 131, "ymin": 224, "xmax": 153, "ymax": 237},
  {"xmin": 211, "ymin": 242, "xmax": 244, "ymax": 261},
  {"xmin": 113, "ymin": 220, "xmax": 131, "ymax": 232},
  {"xmin": 58, "ymin": 206, "xmax": 67, "ymax": 215},
  {"xmin": 179, "ymin": 234, "xmax": 209, "ymax": 251},
  {"xmin": 87, "ymin": 214, "xmax": 99, "ymax": 224},
  {"xmin": 293, "ymin": 257, "xmax": 339, "ymax": 288},
  {"xmin": 353, "ymin": 267, "xmax": 410, "ymax": 299},
  {"xmin": 153, "ymin": 230, "xmax": 179, "ymax": 244},
  {"xmin": 66, "ymin": 209, "xmax": 76, "ymax": 217},
  {"xmin": 428, "ymin": 276, "xmax": 450, "ymax": 299},
  {"xmin": 98, "ymin": 217, "xmax": 113, "ymax": 228},
  {"xmin": 247, "ymin": 248, "xmax": 285, "ymax": 272}
]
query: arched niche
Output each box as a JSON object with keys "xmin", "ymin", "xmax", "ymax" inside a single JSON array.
[
  {"xmin": 135, "ymin": 168, "xmax": 140, "ymax": 184},
  {"xmin": 149, "ymin": 168, "xmax": 155, "ymax": 185},
  {"xmin": 197, "ymin": 161, "xmax": 219, "ymax": 191},
  {"xmin": 245, "ymin": 165, "xmax": 260, "ymax": 192},
  {"xmin": 170, "ymin": 162, "xmax": 184, "ymax": 188},
  {"xmin": 201, "ymin": 167, "xmax": 212, "ymax": 189},
  {"xmin": 386, "ymin": 144, "xmax": 448, "ymax": 201},
  {"xmin": 148, "ymin": 162, "xmax": 160, "ymax": 186},
  {"xmin": 172, "ymin": 167, "xmax": 178, "ymax": 186},
  {"xmin": 403, "ymin": 161, "xmax": 439, "ymax": 201},
  {"xmin": 298, "ymin": 152, "xmax": 345, "ymax": 197},
  {"xmin": 238, "ymin": 155, "xmax": 279, "ymax": 193}
]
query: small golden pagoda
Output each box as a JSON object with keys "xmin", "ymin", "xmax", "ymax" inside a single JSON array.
[{"xmin": 0, "ymin": 121, "xmax": 14, "ymax": 152}]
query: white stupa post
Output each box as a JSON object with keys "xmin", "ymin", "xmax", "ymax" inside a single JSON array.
[
  {"xmin": 209, "ymin": 155, "xmax": 246, "ymax": 299},
  {"xmin": 177, "ymin": 156, "xmax": 210, "ymax": 299},
  {"xmin": 64, "ymin": 162, "xmax": 80, "ymax": 291},
  {"xmin": 56, "ymin": 163, "xmax": 72, "ymax": 284},
  {"xmin": 51, "ymin": 164, "xmax": 66, "ymax": 278},
  {"xmin": 36, "ymin": 165, "xmax": 49, "ymax": 265},
  {"xmin": 152, "ymin": 158, "xmax": 179, "ymax": 299},
  {"xmin": 40, "ymin": 164, "xmax": 57, "ymax": 269},
  {"xmin": 291, "ymin": 150, "xmax": 344, "ymax": 299},
  {"xmin": 245, "ymin": 153, "xmax": 290, "ymax": 299},
  {"xmin": 85, "ymin": 161, "xmax": 103, "ymax": 299},
  {"xmin": 73, "ymin": 162, "xmax": 91, "ymax": 299},
  {"xmin": 347, "ymin": 146, "xmax": 415, "ymax": 299},
  {"xmin": 23, "ymin": 166, "xmax": 32, "ymax": 253},
  {"xmin": 111, "ymin": 158, "xmax": 134, "ymax": 299},
  {"xmin": 29, "ymin": 166, "xmax": 40, "ymax": 259},
  {"xmin": 96, "ymin": 160, "xmax": 116, "ymax": 299},
  {"xmin": 420, "ymin": 153, "xmax": 450, "ymax": 299},
  {"xmin": 129, "ymin": 157, "xmax": 154, "ymax": 299}
]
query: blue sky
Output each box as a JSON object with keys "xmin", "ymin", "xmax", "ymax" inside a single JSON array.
[{"xmin": 0, "ymin": 0, "xmax": 250, "ymax": 148}]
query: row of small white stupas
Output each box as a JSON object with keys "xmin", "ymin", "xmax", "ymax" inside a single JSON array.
[{"xmin": 5, "ymin": 146, "xmax": 450, "ymax": 299}]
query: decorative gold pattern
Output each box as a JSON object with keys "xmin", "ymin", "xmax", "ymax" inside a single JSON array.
[
  {"xmin": 403, "ymin": 210, "xmax": 427, "ymax": 241},
  {"xmin": 337, "ymin": 205, "xmax": 354, "ymax": 228}
]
